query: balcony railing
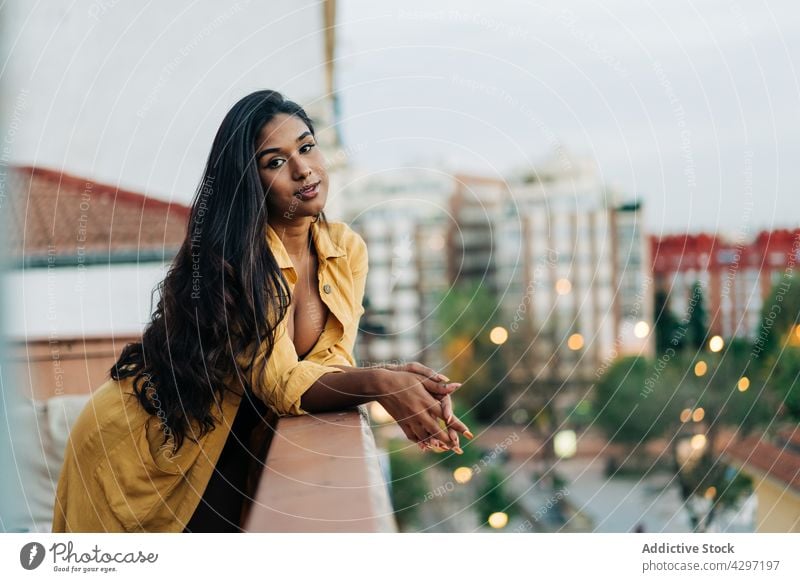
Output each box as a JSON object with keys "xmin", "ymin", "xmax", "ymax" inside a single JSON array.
[{"xmin": 244, "ymin": 407, "xmax": 397, "ymax": 532}]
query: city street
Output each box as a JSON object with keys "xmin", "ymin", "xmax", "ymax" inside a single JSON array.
[
  {"xmin": 507, "ymin": 456, "xmax": 757, "ymax": 533},
  {"xmin": 553, "ymin": 457, "xmax": 692, "ymax": 532}
]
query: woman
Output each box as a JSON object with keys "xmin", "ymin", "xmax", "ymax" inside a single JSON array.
[{"xmin": 53, "ymin": 90, "xmax": 471, "ymax": 532}]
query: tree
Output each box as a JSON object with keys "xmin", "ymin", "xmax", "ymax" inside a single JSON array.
[
  {"xmin": 386, "ymin": 441, "xmax": 432, "ymax": 531},
  {"xmin": 593, "ymin": 356, "xmax": 685, "ymax": 446},
  {"xmin": 754, "ymin": 274, "xmax": 800, "ymax": 421},
  {"xmin": 685, "ymin": 281, "xmax": 708, "ymax": 350},
  {"xmin": 673, "ymin": 339, "xmax": 773, "ymax": 531},
  {"xmin": 593, "ymin": 348, "xmax": 771, "ymax": 531},
  {"xmin": 772, "ymin": 348, "xmax": 800, "ymax": 420},
  {"xmin": 654, "ymin": 288, "xmax": 684, "ymax": 354},
  {"xmin": 475, "ymin": 467, "xmax": 518, "ymax": 527},
  {"xmin": 595, "ymin": 275, "xmax": 799, "ymax": 531},
  {"xmin": 437, "ymin": 282, "xmax": 507, "ymax": 423}
]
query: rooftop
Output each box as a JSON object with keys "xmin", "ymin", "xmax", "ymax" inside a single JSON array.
[
  {"xmin": 724, "ymin": 427, "xmax": 800, "ymax": 494},
  {"xmin": 6, "ymin": 166, "xmax": 189, "ymax": 267}
]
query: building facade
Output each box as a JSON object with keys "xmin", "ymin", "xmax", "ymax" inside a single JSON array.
[
  {"xmin": 344, "ymin": 156, "xmax": 652, "ymax": 387},
  {"xmin": 344, "ymin": 169, "xmax": 453, "ymax": 367},
  {"xmin": 650, "ymin": 229, "xmax": 800, "ymax": 339},
  {"xmin": 450, "ymin": 157, "xmax": 652, "ymax": 386}
]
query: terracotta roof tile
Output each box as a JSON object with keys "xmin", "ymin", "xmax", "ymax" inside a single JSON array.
[
  {"xmin": 725, "ymin": 427, "xmax": 800, "ymax": 493},
  {"xmin": 7, "ymin": 166, "xmax": 190, "ymax": 261}
]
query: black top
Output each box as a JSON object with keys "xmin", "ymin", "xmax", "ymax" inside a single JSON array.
[
  {"xmin": 185, "ymin": 327, "xmax": 325, "ymax": 533},
  {"xmin": 184, "ymin": 390, "xmax": 268, "ymax": 533}
]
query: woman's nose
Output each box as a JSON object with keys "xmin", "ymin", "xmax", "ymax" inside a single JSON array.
[{"xmin": 293, "ymin": 163, "xmax": 312, "ymax": 181}]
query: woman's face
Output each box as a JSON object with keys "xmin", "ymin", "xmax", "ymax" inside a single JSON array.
[{"xmin": 256, "ymin": 113, "xmax": 328, "ymax": 221}]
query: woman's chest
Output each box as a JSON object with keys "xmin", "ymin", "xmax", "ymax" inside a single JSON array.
[{"xmin": 286, "ymin": 259, "xmax": 331, "ymax": 358}]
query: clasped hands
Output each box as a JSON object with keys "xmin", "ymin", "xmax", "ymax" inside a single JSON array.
[{"xmin": 371, "ymin": 361, "xmax": 473, "ymax": 454}]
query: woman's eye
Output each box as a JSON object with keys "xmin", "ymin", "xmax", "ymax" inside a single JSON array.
[
  {"xmin": 300, "ymin": 142, "xmax": 316, "ymax": 153},
  {"xmin": 266, "ymin": 158, "xmax": 285, "ymax": 169}
]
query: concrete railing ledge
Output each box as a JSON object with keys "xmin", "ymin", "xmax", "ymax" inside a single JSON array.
[{"xmin": 244, "ymin": 406, "xmax": 397, "ymax": 532}]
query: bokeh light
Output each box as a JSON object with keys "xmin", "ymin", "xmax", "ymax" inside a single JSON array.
[
  {"xmin": 567, "ymin": 333, "xmax": 584, "ymax": 350},
  {"xmin": 489, "ymin": 326, "xmax": 509, "ymax": 345},
  {"xmin": 488, "ymin": 512, "xmax": 509, "ymax": 529}
]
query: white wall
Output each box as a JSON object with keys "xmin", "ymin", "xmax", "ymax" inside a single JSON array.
[{"xmin": 3, "ymin": 263, "xmax": 170, "ymax": 339}]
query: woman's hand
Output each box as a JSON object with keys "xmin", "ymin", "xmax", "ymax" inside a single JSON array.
[
  {"xmin": 373, "ymin": 368, "xmax": 458, "ymax": 450},
  {"xmin": 373, "ymin": 362, "xmax": 472, "ymax": 453},
  {"xmin": 438, "ymin": 394, "xmax": 473, "ymax": 452}
]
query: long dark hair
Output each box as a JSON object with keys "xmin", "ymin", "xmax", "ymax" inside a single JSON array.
[{"xmin": 112, "ymin": 90, "xmax": 319, "ymax": 451}]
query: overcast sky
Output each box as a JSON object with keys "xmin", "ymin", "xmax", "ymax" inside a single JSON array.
[{"xmin": 336, "ymin": 0, "xmax": 800, "ymax": 236}]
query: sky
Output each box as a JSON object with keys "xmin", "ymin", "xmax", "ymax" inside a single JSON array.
[{"xmin": 335, "ymin": 0, "xmax": 800, "ymax": 235}]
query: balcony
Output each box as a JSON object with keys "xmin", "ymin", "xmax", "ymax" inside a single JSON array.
[{"xmin": 7, "ymin": 337, "xmax": 397, "ymax": 533}]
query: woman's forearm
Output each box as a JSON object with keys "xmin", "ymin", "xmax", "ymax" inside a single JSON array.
[{"xmin": 299, "ymin": 366, "xmax": 386, "ymax": 413}]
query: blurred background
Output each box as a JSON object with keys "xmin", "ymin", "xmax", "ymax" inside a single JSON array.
[{"xmin": 1, "ymin": 0, "xmax": 798, "ymax": 533}]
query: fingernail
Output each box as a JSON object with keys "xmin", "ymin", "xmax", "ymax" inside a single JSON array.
[
  {"xmin": 464, "ymin": 430, "xmax": 474, "ymax": 440},
  {"xmin": 454, "ymin": 446, "xmax": 464, "ymax": 455},
  {"xmin": 437, "ymin": 374, "xmax": 450, "ymax": 382}
]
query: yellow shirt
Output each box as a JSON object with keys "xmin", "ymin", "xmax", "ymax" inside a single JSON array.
[{"xmin": 52, "ymin": 220, "xmax": 368, "ymax": 532}]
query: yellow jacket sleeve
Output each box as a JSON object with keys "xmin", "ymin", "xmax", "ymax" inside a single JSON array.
[{"xmin": 252, "ymin": 323, "xmax": 345, "ymax": 416}]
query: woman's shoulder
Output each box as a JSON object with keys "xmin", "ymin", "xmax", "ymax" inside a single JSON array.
[
  {"xmin": 325, "ymin": 221, "xmax": 367, "ymax": 258},
  {"xmin": 325, "ymin": 221, "xmax": 363, "ymax": 245}
]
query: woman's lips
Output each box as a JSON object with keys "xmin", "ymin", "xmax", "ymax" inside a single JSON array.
[{"xmin": 296, "ymin": 182, "xmax": 320, "ymax": 201}]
